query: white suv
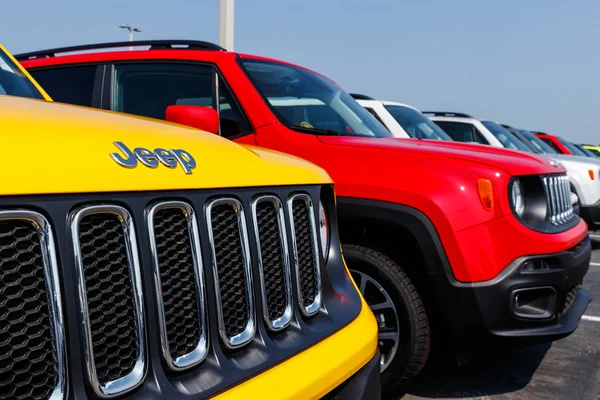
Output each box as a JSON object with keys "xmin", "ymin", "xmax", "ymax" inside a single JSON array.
[
  {"xmin": 427, "ymin": 112, "xmax": 600, "ymax": 228},
  {"xmin": 351, "ymin": 94, "xmax": 451, "ymax": 141}
]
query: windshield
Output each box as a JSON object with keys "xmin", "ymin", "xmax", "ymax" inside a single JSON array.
[
  {"xmin": 518, "ymin": 129, "xmax": 558, "ymax": 154},
  {"xmin": 557, "ymin": 136, "xmax": 586, "ymax": 156},
  {"xmin": 503, "ymin": 128, "xmax": 538, "ymax": 154},
  {"xmin": 384, "ymin": 105, "xmax": 452, "ymax": 141},
  {"xmin": 575, "ymin": 144, "xmax": 596, "ymax": 158},
  {"xmin": 585, "ymin": 147, "xmax": 600, "ymax": 157},
  {"xmin": 481, "ymin": 121, "xmax": 531, "ymax": 151},
  {"xmin": 0, "ymin": 49, "xmax": 44, "ymax": 99},
  {"xmin": 239, "ymin": 59, "xmax": 391, "ymax": 138}
]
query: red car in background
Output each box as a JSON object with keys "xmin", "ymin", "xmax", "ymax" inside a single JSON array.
[
  {"xmin": 18, "ymin": 40, "xmax": 592, "ymax": 394},
  {"xmin": 534, "ymin": 131, "xmax": 581, "ymax": 155}
]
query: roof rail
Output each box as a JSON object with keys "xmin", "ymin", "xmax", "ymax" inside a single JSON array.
[
  {"xmin": 15, "ymin": 40, "xmax": 225, "ymax": 60},
  {"xmin": 349, "ymin": 93, "xmax": 375, "ymax": 100},
  {"xmin": 421, "ymin": 111, "xmax": 473, "ymax": 118}
]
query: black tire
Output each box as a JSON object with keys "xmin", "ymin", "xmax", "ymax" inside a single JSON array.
[{"xmin": 343, "ymin": 244, "xmax": 430, "ymax": 393}]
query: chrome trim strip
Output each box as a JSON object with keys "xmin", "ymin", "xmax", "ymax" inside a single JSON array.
[
  {"xmin": 70, "ymin": 205, "xmax": 146, "ymax": 398},
  {"xmin": 251, "ymin": 195, "xmax": 293, "ymax": 332},
  {"xmin": 205, "ymin": 198, "xmax": 255, "ymax": 349},
  {"xmin": 147, "ymin": 201, "xmax": 208, "ymax": 370},
  {"xmin": 543, "ymin": 177, "xmax": 552, "ymax": 223},
  {"xmin": 287, "ymin": 193, "xmax": 323, "ymax": 317},
  {"xmin": 0, "ymin": 211, "xmax": 68, "ymax": 400},
  {"xmin": 557, "ymin": 176, "xmax": 564, "ymax": 223},
  {"xmin": 562, "ymin": 176, "xmax": 569, "ymax": 222},
  {"xmin": 548, "ymin": 176, "xmax": 558, "ymax": 225}
]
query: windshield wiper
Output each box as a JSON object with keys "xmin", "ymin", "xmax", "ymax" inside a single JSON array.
[{"xmin": 289, "ymin": 124, "xmax": 340, "ymax": 136}]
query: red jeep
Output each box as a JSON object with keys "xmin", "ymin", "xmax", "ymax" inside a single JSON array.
[
  {"xmin": 534, "ymin": 131, "xmax": 581, "ymax": 156},
  {"xmin": 19, "ymin": 40, "xmax": 592, "ymax": 392}
]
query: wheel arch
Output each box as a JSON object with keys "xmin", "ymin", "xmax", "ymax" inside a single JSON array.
[{"xmin": 336, "ymin": 197, "xmax": 453, "ymax": 335}]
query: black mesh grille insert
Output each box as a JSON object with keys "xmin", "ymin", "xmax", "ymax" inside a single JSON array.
[
  {"xmin": 210, "ymin": 204, "xmax": 250, "ymax": 339},
  {"xmin": 153, "ymin": 208, "xmax": 201, "ymax": 360},
  {"xmin": 256, "ymin": 202, "xmax": 287, "ymax": 322},
  {"xmin": 292, "ymin": 199, "xmax": 318, "ymax": 308},
  {"xmin": 0, "ymin": 221, "xmax": 56, "ymax": 400},
  {"xmin": 79, "ymin": 214, "xmax": 138, "ymax": 384}
]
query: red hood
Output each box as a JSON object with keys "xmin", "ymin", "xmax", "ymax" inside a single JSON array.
[{"xmin": 317, "ymin": 136, "xmax": 564, "ymax": 176}]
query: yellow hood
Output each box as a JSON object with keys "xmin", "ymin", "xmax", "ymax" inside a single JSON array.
[{"xmin": 0, "ymin": 96, "xmax": 331, "ymax": 195}]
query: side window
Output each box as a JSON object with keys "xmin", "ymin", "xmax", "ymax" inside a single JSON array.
[
  {"xmin": 29, "ymin": 66, "xmax": 96, "ymax": 106},
  {"xmin": 113, "ymin": 63, "xmax": 214, "ymax": 120},
  {"xmin": 539, "ymin": 138, "xmax": 562, "ymax": 153},
  {"xmin": 434, "ymin": 121, "xmax": 486, "ymax": 144},
  {"xmin": 364, "ymin": 107, "xmax": 388, "ymax": 130},
  {"xmin": 217, "ymin": 77, "xmax": 252, "ymax": 138}
]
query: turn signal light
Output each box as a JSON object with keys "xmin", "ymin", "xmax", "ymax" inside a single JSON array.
[
  {"xmin": 589, "ymin": 170, "xmax": 595, "ymax": 180},
  {"xmin": 477, "ymin": 179, "xmax": 494, "ymax": 211}
]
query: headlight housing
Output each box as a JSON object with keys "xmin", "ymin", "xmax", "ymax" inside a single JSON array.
[
  {"xmin": 508, "ymin": 175, "xmax": 577, "ymax": 233},
  {"xmin": 318, "ymin": 201, "xmax": 329, "ymax": 260},
  {"xmin": 510, "ymin": 179, "xmax": 526, "ymax": 218}
]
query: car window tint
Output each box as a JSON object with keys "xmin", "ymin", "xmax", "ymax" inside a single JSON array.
[
  {"xmin": 113, "ymin": 63, "xmax": 214, "ymax": 120},
  {"xmin": 30, "ymin": 66, "xmax": 96, "ymax": 106},
  {"xmin": 433, "ymin": 121, "xmax": 486, "ymax": 144},
  {"xmin": 539, "ymin": 137, "xmax": 563, "ymax": 153},
  {"xmin": 217, "ymin": 76, "xmax": 253, "ymax": 138}
]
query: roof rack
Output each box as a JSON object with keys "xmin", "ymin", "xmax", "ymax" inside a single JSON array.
[
  {"xmin": 421, "ymin": 111, "xmax": 473, "ymax": 118},
  {"xmin": 15, "ymin": 40, "xmax": 225, "ymax": 60},
  {"xmin": 349, "ymin": 93, "xmax": 375, "ymax": 100}
]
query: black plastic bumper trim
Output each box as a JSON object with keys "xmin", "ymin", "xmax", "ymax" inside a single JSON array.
[
  {"xmin": 430, "ymin": 235, "xmax": 592, "ymax": 344},
  {"xmin": 321, "ymin": 349, "xmax": 381, "ymax": 400}
]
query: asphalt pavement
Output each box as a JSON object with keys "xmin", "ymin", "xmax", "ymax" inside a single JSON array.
[{"xmin": 397, "ymin": 239, "xmax": 600, "ymax": 400}]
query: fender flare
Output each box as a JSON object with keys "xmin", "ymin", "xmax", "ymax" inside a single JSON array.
[{"xmin": 336, "ymin": 197, "xmax": 454, "ymax": 279}]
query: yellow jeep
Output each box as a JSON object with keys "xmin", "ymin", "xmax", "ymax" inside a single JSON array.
[{"xmin": 0, "ymin": 44, "xmax": 378, "ymax": 400}]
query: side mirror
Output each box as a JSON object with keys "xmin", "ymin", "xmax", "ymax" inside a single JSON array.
[{"xmin": 165, "ymin": 105, "xmax": 219, "ymax": 134}]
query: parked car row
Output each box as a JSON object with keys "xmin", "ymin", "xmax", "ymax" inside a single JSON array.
[
  {"xmin": 353, "ymin": 94, "xmax": 600, "ymax": 231},
  {"xmin": 0, "ymin": 39, "xmax": 593, "ymax": 399}
]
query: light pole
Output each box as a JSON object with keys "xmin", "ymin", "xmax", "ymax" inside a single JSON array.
[
  {"xmin": 119, "ymin": 24, "xmax": 141, "ymax": 49},
  {"xmin": 219, "ymin": 0, "xmax": 234, "ymax": 51}
]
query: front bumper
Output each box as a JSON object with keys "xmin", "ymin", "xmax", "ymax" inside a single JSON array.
[
  {"xmin": 431, "ymin": 235, "xmax": 592, "ymax": 345},
  {"xmin": 321, "ymin": 349, "xmax": 381, "ymax": 400},
  {"xmin": 215, "ymin": 295, "xmax": 379, "ymax": 400},
  {"xmin": 580, "ymin": 199, "xmax": 600, "ymax": 229}
]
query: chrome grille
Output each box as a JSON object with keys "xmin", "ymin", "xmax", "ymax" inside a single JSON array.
[
  {"xmin": 71, "ymin": 206, "xmax": 146, "ymax": 397},
  {"xmin": 0, "ymin": 187, "xmax": 336, "ymax": 399},
  {"xmin": 289, "ymin": 194, "xmax": 322, "ymax": 316},
  {"xmin": 206, "ymin": 199, "xmax": 255, "ymax": 349},
  {"xmin": 543, "ymin": 174, "xmax": 575, "ymax": 225},
  {"xmin": 0, "ymin": 212, "xmax": 65, "ymax": 400},
  {"xmin": 252, "ymin": 196, "xmax": 293, "ymax": 331},
  {"xmin": 148, "ymin": 202, "xmax": 207, "ymax": 371}
]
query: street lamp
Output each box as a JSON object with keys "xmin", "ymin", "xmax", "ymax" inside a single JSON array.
[{"xmin": 119, "ymin": 24, "xmax": 141, "ymax": 48}]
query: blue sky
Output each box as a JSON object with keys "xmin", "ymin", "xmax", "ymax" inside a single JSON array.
[{"xmin": 2, "ymin": 0, "xmax": 598, "ymax": 143}]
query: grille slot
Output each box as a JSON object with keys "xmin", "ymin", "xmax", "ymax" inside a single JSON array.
[
  {"xmin": 0, "ymin": 212, "xmax": 66, "ymax": 400},
  {"xmin": 543, "ymin": 174, "xmax": 574, "ymax": 226},
  {"xmin": 206, "ymin": 199, "xmax": 255, "ymax": 349},
  {"xmin": 251, "ymin": 196, "xmax": 293, "ymax": 331},
  {"xmin": 71, "ymin": 205, "xmax": 146, "ymax": 397},
  {"xmin": 288, "ymin": 194, "xmax": 322, "ymax": 316},
  {"xmin": 560, "ymin": 281, "xmax": 582, "ymax": 315},
  {"xmin": 148, "ymin": 202, "xmax": 208, "ymax": 370}
]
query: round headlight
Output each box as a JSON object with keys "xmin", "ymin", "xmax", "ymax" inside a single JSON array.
[
  {"xmin": 511, "ymin": 179, "xmax": 525, "ymax": 217},
  {"xmin": 318, "ymin": 201, "xmax": 329, "ymax": 260}
]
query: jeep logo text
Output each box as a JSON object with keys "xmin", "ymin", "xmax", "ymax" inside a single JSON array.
[{"xmin": 110, "ymin": 141, "xmax": 196, "ymax": 174}]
